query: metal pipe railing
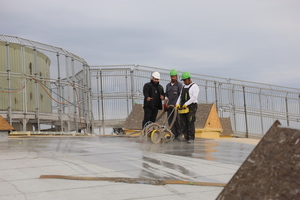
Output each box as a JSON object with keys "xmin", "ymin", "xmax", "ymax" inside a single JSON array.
[{"xmin": 90, "ymin": 65, "xmax": 300, "ymax": 137}]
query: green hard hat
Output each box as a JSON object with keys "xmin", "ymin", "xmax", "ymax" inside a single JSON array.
[
  {"xmin": 181, "ymin": 72, "xmax": 191, "ymax": 80},
  {"xmin": 170, "ymin": 69, "xmax": 178, "ymax": 76}
]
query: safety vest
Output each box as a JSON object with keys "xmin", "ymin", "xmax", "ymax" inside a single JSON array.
[{"xmin": 180, "ymin": 83, "xmax": 194, "ymax": 106}]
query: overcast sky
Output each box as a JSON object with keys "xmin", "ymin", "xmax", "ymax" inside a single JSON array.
[{"xmin": 1, "ymin": 0, "xmax": 299, "ymax": 88}]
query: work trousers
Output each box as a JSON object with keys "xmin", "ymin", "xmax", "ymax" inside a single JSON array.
[
  {"xmin": 142, "ymin": 107, "xmax": 159, "ymax": 128},
  {"xmin": 179, "ymin": 103, "xmax": 197, "ymax": 140}
]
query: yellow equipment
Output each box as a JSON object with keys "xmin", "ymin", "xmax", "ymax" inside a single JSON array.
[
  {"xmin": 178, "ymin": 106, "xmax": 189, "ymax": 114},
  {"xmin": 151, "ymin": 129, "xmax": 162, "ymax": 144}
]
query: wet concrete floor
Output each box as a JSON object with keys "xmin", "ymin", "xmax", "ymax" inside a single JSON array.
[{"xmin": 0, "ymin": 136, "xmax": 259, "ymax": 200}]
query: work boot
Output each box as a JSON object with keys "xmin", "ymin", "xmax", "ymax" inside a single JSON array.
[
  {"xmin": 178, "ymin": 135, "xmax": 185, "ymax": 141},
  {"xmin": 186, "ymin": 139, "xmax": 194, "ymax": 144},
  {"xmin": 174, "ymin": 135, "xmax": 184, "ymax": 142}
]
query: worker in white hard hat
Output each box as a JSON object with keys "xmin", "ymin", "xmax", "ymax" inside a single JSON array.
[{"xmin": 142, "ymin": 71, "xmax": 165, "ymax": 128}]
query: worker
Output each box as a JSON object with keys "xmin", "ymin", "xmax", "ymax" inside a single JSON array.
[
  {"xmin": 164, "ymin": 69, "xmax": 183, "ymax": 140},
  {"xmin": 176, "ymin": 72, "xmax": 199, "ymax": 143},
  {"xmin": 142, "ymin": 71, "xmax": 165, "ymax": 128}
]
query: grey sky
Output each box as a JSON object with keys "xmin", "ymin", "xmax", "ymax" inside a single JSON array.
[{"xmin": 1, "ymin": 0, "xmax": 299, "ymax": 88}]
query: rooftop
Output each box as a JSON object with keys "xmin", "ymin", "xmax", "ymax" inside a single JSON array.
[{"xmin": 0, "ymin": 135, "xmax": 259, "ymax": 200}]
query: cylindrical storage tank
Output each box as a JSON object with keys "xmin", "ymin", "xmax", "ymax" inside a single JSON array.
[{"xmin": 0, "ymin": 41, "xmax": 51, "ymax": 113}]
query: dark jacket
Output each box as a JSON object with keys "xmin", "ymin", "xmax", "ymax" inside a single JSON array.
[{"xmin": 143, "ymin": 80, "xmax": 165, "ymax": 109}]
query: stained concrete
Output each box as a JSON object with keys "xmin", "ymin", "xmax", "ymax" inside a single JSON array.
[
  {"xmin": 123, "ymin": 104, "xmax": 144, "ymax": 130},
  {"xmin": 217, "ymin": 120, "xmax": 300, "ymax": 199},
  {"xmin": 0, "ymin": 135, "xmax": 259, "ymax": 200}
]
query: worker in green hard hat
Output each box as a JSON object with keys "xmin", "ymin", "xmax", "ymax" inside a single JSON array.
[
  {"xmin": 176, "ymin": 72, "xmax": 199, "ymax": 143},
  {"xmin": 164, "ymin": 69, "xmax": 183, "ymax": 140}
]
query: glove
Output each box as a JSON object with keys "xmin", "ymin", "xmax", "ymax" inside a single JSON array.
[
  {"xmin": 175, "ymin": 104, "xmax": 180, "ymax": 110},
  {"xmin": 163, "ymin": 103, "xmax": 168, "ymax": 111},
  {"xmin": 182, "ymin": 104, "xmax": 187, "ymax": 108}
]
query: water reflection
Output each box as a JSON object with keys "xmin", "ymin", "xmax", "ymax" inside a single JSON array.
[
  {"xmin": 138, "ymin": 139, "xmax": 217, "ymax": 159},
  {"xmin": 136, "ymin": 138, "xmax": 255, "ymax": 165}
]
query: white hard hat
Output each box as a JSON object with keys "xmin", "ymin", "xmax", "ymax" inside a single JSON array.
[{"xmin": 152, "ymin": 71, "xmax": 160, "ymax": 79}]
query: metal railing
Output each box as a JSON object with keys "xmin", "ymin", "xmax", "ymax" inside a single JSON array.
[
  {"xmin": 90, "ymin": 65, "xmax": 300, "ymax": 137},
  {"xmin": 0, "ymin": 34, "xmax": 93, "ymax": 133},
  {"xmin": 1, "ymin": 34, "xmax": 299, "ymax": 137}
]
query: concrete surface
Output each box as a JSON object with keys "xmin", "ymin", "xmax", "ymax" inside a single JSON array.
[
  {"xmin": 217, "ymin": 121, "xmax": 300, "ymax": 199},
  {"xmin": 0, "ymin": 136, "xmax": 259, "ymax": 200}
]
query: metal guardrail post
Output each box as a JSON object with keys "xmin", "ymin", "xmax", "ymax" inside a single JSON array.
[
  {"xmin": 83, "ymin": 62, "xmax": 88, "ymax": 133},
  {"xmin": 34, "ymin": 48, "xmax": 40, "ymax": 132},
  {"xmin": 299, "ymin": 94, "xmax": 300, "ymax": 123},
  {"xmin": 6, "ymin": 42, "xmax": 12, "ymax": 125},
  {"xmin": 57, "ymin": 52, "xmax": 63, "ymax": 132},
  {"xmin": 65, "ymin": 55, "xmax": 70, "ymax": 132},
  {"xmin": 285, "ymin": 95, "xmax": 289, "ymax": 126},
  {"xmin": 243, "ymin": 86, "xmax": 249, "ymax": 138},
  {"xmin": 71, "ymin": 58, "xmax": 78, "ymax": 133},
  {"xmin": 214, "ymin": 81, "xmax": 218, "ymax": 112},
  {"xmin": 125, "ymin": 71, "xmax": 129, "ymax": 115},
  {"xmin": 100, "ymin": 70, "xmax": 105, "ymax": 134},
  {"xmin": 259, "ymin": 89, "xmax": 264, "ymax": 135},
  {"xmin": 96, "ymin": 70, "xmax": 101, "ymax": 133},
  {"xmin": 87, "ymin": 65, "xmax": 93, "ymax": 134},
  {"xmin": 205, "ymin": 81, "xmax": 208, "ymax": 103},
  {"xmin": 21, "ymin": 45, "xmax": 28, "ymax": 131},
  {"xmin": 130, "ymin": 68, "xmax": 135, "ymax": 107},
  {"xmin": 231, "ymin": 85, "xmax": 237, "ymax": 133}
]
